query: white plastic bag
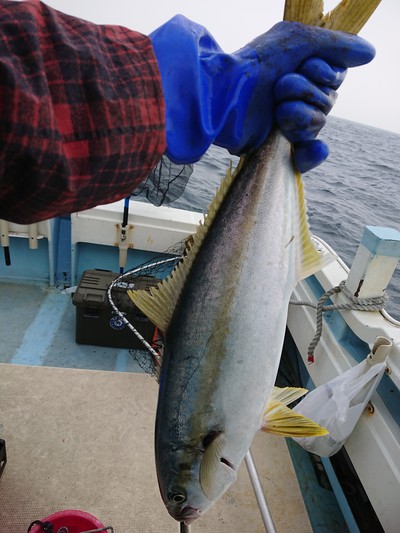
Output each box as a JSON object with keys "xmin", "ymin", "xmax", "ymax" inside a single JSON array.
[{"xmin": 292, "ymin": 337, "xmax": 391, "ymax": 457}]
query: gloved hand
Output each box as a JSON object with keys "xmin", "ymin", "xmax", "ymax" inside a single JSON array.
[{"xmin": 150, "ymin": 16, "xmax": 375, "ymax": 171}]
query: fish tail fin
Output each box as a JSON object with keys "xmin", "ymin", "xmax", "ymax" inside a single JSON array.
[
  {"xmin": 294, "ymin": 167, "xmax": 332, "ymax": 282},
  {"xmin": 287, "ymin": 0, "xmax": 381, "ymax": 274},
  {"xmin": 284, "ymin": 0, "xmax": 381, "ymax": 34},
  {"xmin": 261, "ymin": 386, "xmax": 328, "ymax": 437}
]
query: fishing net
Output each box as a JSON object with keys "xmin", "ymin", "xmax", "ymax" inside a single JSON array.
[
  {"xmin": 132, "ymin": 155, "xmax": 193, "ymax": 206},
  {"xmin": 108, "ymin": 154, "xmax": 197, "ymax": 377},
  {"xmin": 107, "ymin": 241, "xmax": 187, "ymax": 380}
]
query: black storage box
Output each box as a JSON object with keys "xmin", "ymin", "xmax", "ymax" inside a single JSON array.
[{"xmin": 72, "ymin": 269, "xmax": 160, "ymax": 349}]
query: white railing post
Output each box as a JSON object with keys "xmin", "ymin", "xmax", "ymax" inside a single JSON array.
[{"xmin": 345, "ymin": 226, "xmax": 400, "ymax": 299}]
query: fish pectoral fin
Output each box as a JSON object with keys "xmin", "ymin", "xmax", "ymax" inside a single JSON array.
[
  {"xmin": 261, "ymin": 400, "xmax": 328, "ymax": 437},
  {"xmin": 200, "ymin": 433, "xmax": 235, "ymax": 500}
]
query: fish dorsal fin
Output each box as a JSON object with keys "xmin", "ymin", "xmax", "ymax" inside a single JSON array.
[
  {"xmin": 261, "ymin": 387, "xmax": 328, "ymax": 437},
  {"xmin": 127, "ymin": 159, "xmax": 243, "ymax": 335},
  {"xmin": 293, "ymin": 165, "xmax": 333, "ymax": 281}
]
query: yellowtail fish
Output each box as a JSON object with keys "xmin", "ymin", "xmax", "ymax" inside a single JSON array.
[
  {"xmin": 128, "ymin": 1, "xmax": 381, "ymax": 524},
  {"xmin": 128, "ymin": 130, "xmax": 329, "ymax": 523}
]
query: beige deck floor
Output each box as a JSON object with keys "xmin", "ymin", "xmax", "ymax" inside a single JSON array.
[{"xmin": 0, "ymin": 364, "xmax": 312, "ymax": 533}]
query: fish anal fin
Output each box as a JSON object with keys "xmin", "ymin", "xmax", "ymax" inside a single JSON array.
[
  {"xmin": 293, "ymin": 167, "xmax": 333, "ymax": 282},
  {"xmin": 261, "ymin": 400, "xmax": 328, "ymax": 437}
]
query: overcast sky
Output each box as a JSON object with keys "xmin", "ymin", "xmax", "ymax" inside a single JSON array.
[{"xmin": 41, "ymin": 0, "xmax": 400, "ymax": 134}]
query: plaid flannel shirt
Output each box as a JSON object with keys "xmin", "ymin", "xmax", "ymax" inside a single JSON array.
[{"xmin": 0, "ymin": 0, "xmax": 166, "ymax": 223}]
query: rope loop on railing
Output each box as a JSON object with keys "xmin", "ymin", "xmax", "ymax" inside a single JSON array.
[{"xmin": 289, "ymin": 280, "xmax": 387, "ymax": 363}]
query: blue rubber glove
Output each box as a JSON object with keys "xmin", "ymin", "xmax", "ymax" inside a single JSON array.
[
  {"xmin": 150, "ymin": 16, "xmax": 375, "ymax": 170},
  {"xmin": 274, "ymin": 59, "xmax": 346, "ymax": 171}
]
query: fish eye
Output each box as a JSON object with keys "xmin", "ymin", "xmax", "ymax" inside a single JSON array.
[{"xmin": 168, "ymin": 490, "xmax": 187, "ymax": 504}]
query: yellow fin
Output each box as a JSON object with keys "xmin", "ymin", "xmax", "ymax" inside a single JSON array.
[
  {"xmin": 284, "ymin": 0, "xmax": 381, "ymax": 282},
  {"xmin": 293, "ymin": 167, "xmax": 332, "ymax": 281},
  {"xmin": 270, "ymin": 386, "xmax": 308, "ymax": 406},
  {"xmin": 284, "ymin": 0, "xmax": 381, "ymax": 34},
  {"xmin": 261, "ymin": 400, "xmax": 328, "ymax": 437},
  {"xmin": 321, "ymin": 0, "xmax": 382, "ymax": 34},
  {"xmin": 284, "ymin": 0, "xmax": 324, "ymax": 26},
  {"xmin": 200, "ymin": 433, "xmax": 235, "ymax": 501},
  {"xmin": 127, "ymin": 159, "xmax": 244, "ymax": 334}
]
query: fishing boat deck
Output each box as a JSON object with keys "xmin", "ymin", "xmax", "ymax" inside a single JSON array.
[
  {"xmin": 0, "ymin": 201, "xmax": 358, "ymax": 531},
  {"xmin": 0, "ymin": 280, "xmax": 144, "ymax": 372},
  {"xmin": 0, "ymin": 280, "xmax": 317, "ymax": 532}
]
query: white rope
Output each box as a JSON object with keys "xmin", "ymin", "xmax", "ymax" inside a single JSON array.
[
  {"xmin": 289, "ymin": 280, "xmax": 387, "ymax": 363},
  {"xmin": 106, "ymin": 256, "xmax": 180, "ymax": 373}
]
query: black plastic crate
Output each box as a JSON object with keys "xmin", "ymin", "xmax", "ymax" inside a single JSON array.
[{"xmin": 72, "ymin": 269, "xmax": 159, "ymax": 349}]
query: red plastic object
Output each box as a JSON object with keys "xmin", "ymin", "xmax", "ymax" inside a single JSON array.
[{"xmin": 29, "ymin": 509, "xmax": 104, "ymax": 532}]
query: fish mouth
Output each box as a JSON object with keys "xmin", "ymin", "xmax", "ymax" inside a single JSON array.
[{"xmin": 175, "ymin": 506, "xmax": 201, "ymax": 524}]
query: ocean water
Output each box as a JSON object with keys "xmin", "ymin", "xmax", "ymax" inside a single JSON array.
[{"xmin": 170, "ymin": 117, "xmax": 400, "ymax": 319}]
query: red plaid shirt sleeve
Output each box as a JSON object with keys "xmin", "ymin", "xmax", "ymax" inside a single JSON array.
[{"xmin": 0, "ymin": 0, "xmax": 166, "ymax": 223}]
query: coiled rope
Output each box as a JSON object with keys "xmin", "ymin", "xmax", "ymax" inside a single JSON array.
[{"xmin": 289, "ymin": 280, "xmax": 387, "ymax": 363}]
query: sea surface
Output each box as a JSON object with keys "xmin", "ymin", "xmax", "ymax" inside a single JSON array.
[{"xmin": 169, "ymin": 116, "xmax": 400, "ymax": 319}]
